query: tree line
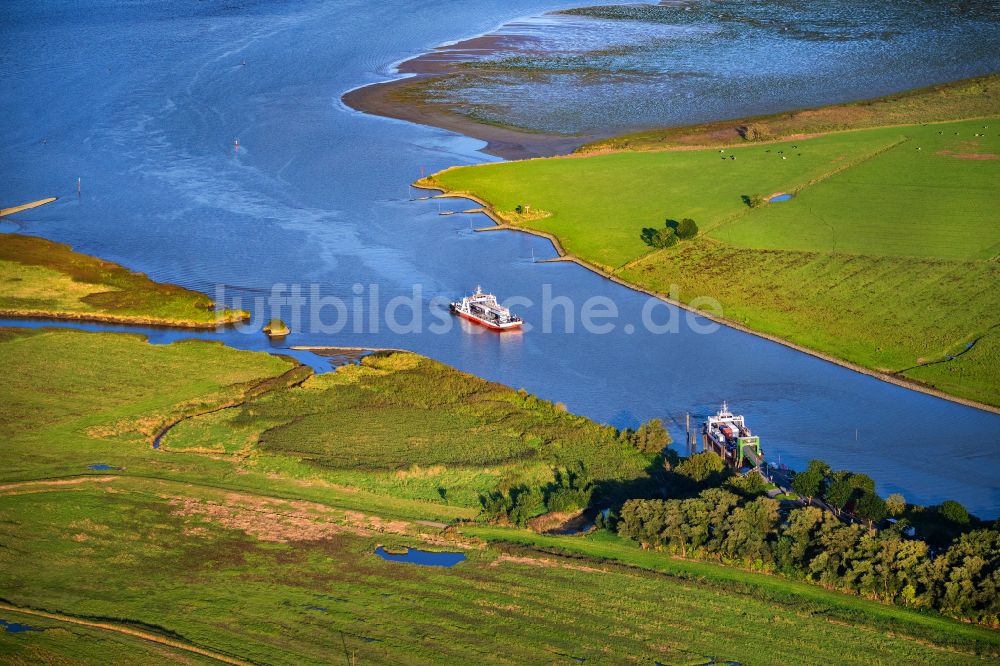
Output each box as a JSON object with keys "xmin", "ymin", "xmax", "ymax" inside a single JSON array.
[
  {"xmin": 476, "ymin": 419, "xmax": 999, "ymax": 627},
  {"xmin": 615, "ymin": 454, "xmax": 999, "ymax": 626}
]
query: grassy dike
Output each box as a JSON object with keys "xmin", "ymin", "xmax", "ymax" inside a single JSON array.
[
  {"xmin": 0, "ymin": 234, "xmax": 247, "ymax": 327},
  {"xmin": 579, "ymin": 72, "xmax": 1000, "ymax": 153},
  {"xmin": 421, "ymin": 117, "xmax": 1000, "ymax": 409},
  {"xmin": 1, "ymin": 327, "xmax": 998, "ymax": 664}
]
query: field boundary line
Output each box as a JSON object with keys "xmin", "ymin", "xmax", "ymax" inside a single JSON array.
[{"xmin": 702, "ymin": 135, "xmax": 910, "ymax": 237}]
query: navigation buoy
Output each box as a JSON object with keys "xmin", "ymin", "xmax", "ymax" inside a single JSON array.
[
  {"xmin": 234, "ymin": 139, "xmax": 239, "ymax": 151},
  {"xmin": 77, "ymin": 177, "xmax": 81, "ymax": 194}
]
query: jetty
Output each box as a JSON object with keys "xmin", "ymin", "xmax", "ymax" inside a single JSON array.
[{"xmin": 0, "ymin": 197, "xmax": 57, "ymax": 218}]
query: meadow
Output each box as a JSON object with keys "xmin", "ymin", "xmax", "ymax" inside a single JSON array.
[
  {"xmin": 429, "ymin": 128, "xmax": 907, "ymax": 268},
  {"xmin": 0, "ymin": 234, "xmax": 246, "ymax": 327},
  {"xmin": 3, "ymin": 328, "xmax": 997, "ymax": 663},
  {"xmin": 425, "ymin": 118, "xmax": 1000, "ymax": 406},
  {"xmin": 713, "ymin": 120, "xmax": 1000, "ymax": 260},
  {"xmin": 163, "ymin": 349, "xmax": 653, "ymax": 508}
]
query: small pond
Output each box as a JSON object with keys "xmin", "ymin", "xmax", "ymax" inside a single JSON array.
[
  {"xmin": 87, "ymin": 464, "xmax": 118, "ymax": 471},
  {"xmin": 769, "ymin": 193, "xmax": 793, "ymax": 202},
  {"xmin": 0, "ymin": 619, "xmax": 42, "ymax": 633},
  {"xmin": 374, "ymin": 546, "xmax": 466, "ymax": 567}
]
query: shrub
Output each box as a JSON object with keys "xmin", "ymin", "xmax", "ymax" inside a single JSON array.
[
  {"xmin": 739, "ymin": 123, "xmax": 772, "ymax": 142},
  {"xmin": 263, "ymin": 319, "xmax": 289, "ymax": 336},
  {"xmin": 744, "ymin": 194, "xmax": 767, "ymax": 208},
  {"xmin": 544, "ymin": 468, "xmax": 593, "ymax": 513}
]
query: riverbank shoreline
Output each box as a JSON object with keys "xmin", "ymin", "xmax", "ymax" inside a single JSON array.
[
  {"xmin": 0, "ymin": 308, "xmax": 247, "ymax": 330},
  {"xmin": 343, "ymin": 76, "xmax": 590, "ymax": 160},
  {"xmin": 340, "ymin": 26, "xmax": 606, "ymax": 159},
  {"xmin": 413, "ymin": 181, "xmax": 1000, "ymax": 416}
]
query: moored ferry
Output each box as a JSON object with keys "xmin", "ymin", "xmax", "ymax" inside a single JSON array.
[
  {"xmin": 703, "ymin": 402, "xmax": 764, "ymax": 469},
  {"xmin": 450, "ymin": 286, "xmax": 523, "ymax": 331}
]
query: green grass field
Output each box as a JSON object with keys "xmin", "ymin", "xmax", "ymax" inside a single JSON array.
[
  {"xmin": 164, "ymin": 349, "xmax": 652, "ymax": 508},
  {"xmin": 0, "ymin": 234, "xmax": 247, "ymax": 327},
  {"xmin": 7, "ymin": 481, "xmax": 995, "ymax": 665},
  {"xmin": 431, "ymin": 127, "xmax": 909, "ymax": 268},
  {"xmin": 3, "ymin": 328, "xmax": 997, "ymax": 663},
  {"xmin": 425, "ymin": 118, "xmax": 1000, "ymax": 406},
  {"xmin": 714, "ymin": 120, "xmax": 1000, "ymax": 260}
]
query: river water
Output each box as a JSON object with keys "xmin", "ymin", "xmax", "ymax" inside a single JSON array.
[{"xmin": 2, "ymin": 0, "xmax": 998, "ymax": 515}]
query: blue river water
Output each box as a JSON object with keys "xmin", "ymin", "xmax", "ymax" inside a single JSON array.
[{"xmin": 1, "ymin": 1, "xmax": 998, "ymax": 515}]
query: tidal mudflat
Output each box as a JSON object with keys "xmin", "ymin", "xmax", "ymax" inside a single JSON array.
[{"xmin": 346, "ymin": 1, "xmax": 1000, "ymax": 157}]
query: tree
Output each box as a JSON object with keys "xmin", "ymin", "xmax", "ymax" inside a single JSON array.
[
  {"xmin": 674, "ymin": 218, "xmax": 699, "ymax": 240},
  {"xmin": 509, "ymin": 486, "xmax": 545, "ymax": 526},
  {"xmin": 626, "ymin": 418, "xmax": 672, "ymax": 454},
  {"xmin": 652, "ymin": 227, "xmax": 677, "ymax": 248},
  {"xmin": 676, "ymin": 452, "xmax": 727, "ymax": 485},
  {"xmin": 479, "ymin": 490, "xmax": 513, "ymax": 523},
  {"xmin": 918, "ymin": 529, "xmax": 1000, "ymax": 622},
  {"xmin": 824, "ymin": 471, "xmax": 873, "ymax": 515},
  {"xmin": 744, "ymin": 194, "xmax": 767, "ymax": 208},
  {"xmin": 939, "ymin": 500, "xmax": 970, "ymax": 525},
  {"xmin": 886, "ymin": 493, "xmax": 906, "ymax": 517},
  {"xmin": 792, "ymin": 468, "xmax": 824, "ymax": 502},
  {"xmin": 824, "ymin": 472, "xmax": 854, "ymax": 513},
  {"xmin": 856, "ymin": 492, "xmax": 888, "ymax": 528},
  {"xmin": 726, "ymin": 470, "xmax": 769, "ymax": 499},
  {"xmin": 806, "ymin": 459, "xmax": 832, "ymax": 478},
  {"xmin": 719, "ymin": 497, "xmax": 779, "ymax": 565},
  {"xmin": 641, "ymin": 225, "xmax": 678, "ymax": 248},
  {"xmin": 792, "ymin": 460, "xmax": 831, "ymax": 502}
]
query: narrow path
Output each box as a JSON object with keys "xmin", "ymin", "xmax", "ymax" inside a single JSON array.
[{"xmin": 0, "ymin": 602, "xmax": 253, "ymax": 665}]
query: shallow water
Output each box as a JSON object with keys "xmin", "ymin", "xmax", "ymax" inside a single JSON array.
[
  {"xmin": 1, "ymin": 1, "xmax": 998, "ymax": 515},
  {"xmin": 425, "ymin": 1, "xmax": 1000, "ymax": 135},
  {"xmin": 0, "ymin": 619, "xmax": 41, "ymax": 634}
]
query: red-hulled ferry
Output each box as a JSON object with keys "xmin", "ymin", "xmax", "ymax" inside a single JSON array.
[{"xmin": 450, "ymin": 286, "xmax": 523, "ymax": 331}]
